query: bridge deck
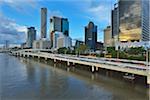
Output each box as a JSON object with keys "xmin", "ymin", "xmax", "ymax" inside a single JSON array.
[{"xmin": 12, "ymin": 51, "xmax": 149, "ymax": 77}]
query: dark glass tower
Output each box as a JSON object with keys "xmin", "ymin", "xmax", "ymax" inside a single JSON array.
[
  {"xmin": 85, "ymin": 22, "xmax": 97, "ymax": 51},
  {"xmin": 27, "ymin": 27, "xmax": 36, "ymax": 48}
]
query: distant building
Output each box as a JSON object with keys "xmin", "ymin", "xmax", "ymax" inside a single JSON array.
[
  {"xmin": 41, "ymin": 8, "xmax": 47, "ymax": 39},
  {"xmin": 116, "ymin": 41, "xmax": 150, "ymax": 50},
  {"xmin": 57, "ymin": 34, "xmax": 72, "ymax": 49},
  {"xmin": 75, "ymin": 40, "xmax": 84, "ymax": 49},
  {"xmin": 85, "ymin": 22, "xmax": 97, "ymax": 51},
  {"xmin": 5, "ymin": 40, "xmax": 9, "ymax": 49},
  {"xmin": 52, "ymin": 32, "xmax": 61, "ymax": 49},
  {"xmin": 33, "ymin": 40, "xmax": 50, "ymax": 49},
  {"xmin": 50, "ymin": 16, "xmax": 69, "ymax": 47},
  {"xmin": 21, "ymin": 43, "xmax": 27, "ymax": 49},
  {"xmin": 104, "ymin": 26, "xmax": 113, "ymax": 47},
  {"xmin": 27, "ymin": 27, "xmax": 36, "ymax": 48},
  {"xmin": 96, "ymin": 42, "xmax": 103, "ymax": 50}
]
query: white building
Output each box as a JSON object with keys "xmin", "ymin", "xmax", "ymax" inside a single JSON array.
[
  {"xmin": 51, "ymin": 32, "xmax": 72, "ymax": 49},
  {"xmin": 116, "ymin": 41, "xmax": 150, "ymax": 50},
  {"xmin": 33, "ymin": 39, "xmax": 50, "ymax": 49},
  {"xmin": 52, "ymin": 32, "xmax": 61, "ymax": 49},
  {"xmin": 57, "ymin": 35, "xmax": 72, "ymax": 49}
]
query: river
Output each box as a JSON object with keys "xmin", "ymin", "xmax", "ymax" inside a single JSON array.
[{"xmin": 0, "ymin": 53, "xmax": 149, "ymax": 100}]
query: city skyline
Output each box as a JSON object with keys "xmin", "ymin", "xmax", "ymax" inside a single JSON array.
[{"xmin": 0, "ymin": 0, "xmax": 116, "ymax": 45}]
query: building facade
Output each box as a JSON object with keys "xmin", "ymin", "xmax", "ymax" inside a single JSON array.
[
  {"xmin": 52, "ymin": 32, "xmax": 61, "ymax": 49},
  {"xmin": 75, "ymin": 40, "xmax": 84, "ymax": 49},
  {"xmin": 33, "ymin": 40, "xmax": 50, "ymax": 49},
  {"xmin": 50, "ymin": 16, "xmax": 69, "ymax": 48},
  {"xmin": 111, "ymin": 3, "xmax": 119, "ymax": 46},
  {"xmin": 61, "ymin": 18, "xmax": 69, "ymax": 36},
  {"xmin": 104, "ymin": 26, "xmax": 113, "ymax": 47},
  {"xmin": 41, "ymin": 8, "xmax": 47, "ymax": 39},
  {"xmin": 27, "ymin": 27, "xmax": 36, "ymax": 48},
  {"xmin": 57, "ymin": 34, "xmax": 72, "ymax": 49},
  {"xmin": 118, "ymin": 0, "xmax": 150, "ymax": 42},
  {"xmin": 85, "ymin": 22, "xmax": 97, "ymax": 51},
  {"xmin": 142, "ymin": 0, "xmax": 150, "ymax": 41}
]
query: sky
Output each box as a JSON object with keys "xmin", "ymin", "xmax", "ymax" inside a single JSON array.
[{"xmin": 0, "ymin": 0, "xmax": 116, "ymax": 45}]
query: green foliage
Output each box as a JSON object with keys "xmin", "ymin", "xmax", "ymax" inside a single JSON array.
[
  {"xmin": 128, "ymin": 55, "xmax": 146, "ymax": 61},
  {"xmin": 127, "ymin": 47, "xmax": 145, "ymax": 55},
  {"xmin": 96, "ymin": 53, "xmax": 104, "ymax": 57},
  {"xmin": 75, "ymin": 44, "xmax": 88, "ymax": 54},
  {"xmin": 107, "ymin": 47, "xmax": 115, "ymax": 53},
  {"xmin": 105, "ymin": 46, "xmax": 146, "ymax": 61},
  {"xmin": 57, "ymin": 47, "xmax": 68, "ymax": 54}
]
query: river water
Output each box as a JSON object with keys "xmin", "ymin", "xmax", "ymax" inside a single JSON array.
[{"xmin": 0, "ymin": 53, "xmax": 149, "ymax": 100}]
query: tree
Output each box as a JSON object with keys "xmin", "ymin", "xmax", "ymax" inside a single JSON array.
[
  {"xmin": 127, "ymin": 47, "xmax": 145, "ymax": 55},
  {"xmin": 57, "ymin": 47, "xmax": 68, "ymax": 54},
  {"xmin": 75, "ymin": 44, "xmax": 88, "ymax": 55}
]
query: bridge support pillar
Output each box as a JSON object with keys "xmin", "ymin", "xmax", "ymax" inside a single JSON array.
[
  {"xmin": 45, "ymin": 57, "xmax": 47, "ymax": 60},
  {"xmin": 95, "ymin": 67, "xmax": 98, "ymax": 72},
  {"xmin": 72, "ymin": 62, "xmax": 75, "ymax": 65},
  {"xmin": 147, "ymin": 74, "xmax": 150, "ymax": 85},
  {"xmin": 91, "ymin": 66, "xmax": 95, "ymax": 73},
  {"xmin": 67, "ymin": 61, "xmax": 70, "ymax": 66},
  {"xmin": 38, "ymin": 56, "xmax": 40, "ymax": 59},
  {"xmin": 67, "ymin": 67, "xmax": 70, "ymax": 72},
  {"xmin": 54, "ymin": 59, "xmax": 56, "ymax": 62}
]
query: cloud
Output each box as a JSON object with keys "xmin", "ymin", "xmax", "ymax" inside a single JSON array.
[
  {"xmin": 86, "ymin": 1, "xmax": 112, "ymax": 25},
  {"xmin": 0, "ymin": 14, "xmax": 27, "ymax": 44},
  {"xmin": 49, "ymin": 10, "xmax": 63, "ymax": 18},
  {"xmin": 0, "ymin": 0, "xmax": 38, "ymax": 15},
  {"xmin": 75, "ymin": 0, "xmax": 116, "ymax": 27}
]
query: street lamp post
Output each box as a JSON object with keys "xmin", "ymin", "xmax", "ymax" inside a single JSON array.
[{"xmin": 144, "ymin": 43, "xmax": 149, "ymax": 68}]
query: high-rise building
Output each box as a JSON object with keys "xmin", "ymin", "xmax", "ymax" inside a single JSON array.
[
  {"xmin": 41, "ymin": 8, "xmax": 47, "ymax": 38},
  {"xmin": 111, "ymin": 3, "xmax": 119, "ymax": 46},
  {"xmin": 104, "ymin": 26, "xmax": 113, "ymax": 47},
  {"xmin": 61, "ymin": 18, "xmax": 69, "ymax": 36},
  {"xmin": 27, "ymin": 27, "xmax": 36, "ymax": 48},
  {"xmin": 50, "ymin": 16, "xmax": 69, "ymax": 47},
  {"xmin": 85, "ymin": 22, "xmax": 97, "ymax": 51},
  {"xmin": 142, "ymin": 0, "xmax": 150, "ymax": 41},
  {"xmin": 118, "ymin": 0, "xmax": 150, "ymax": 42}
]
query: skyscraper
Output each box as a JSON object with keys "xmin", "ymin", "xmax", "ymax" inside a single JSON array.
[
  {"xmin": 118, "ymin": 0, "xmax": 150, "ymax": 42},
  {"xmin": 142, "ymin": 0, "xmax": 150, "ymax": 41},
  {"xmin": 50, "ymin": 16, "xmax": 69, "ymax": 47},
  {"xmin": 61, "ymin": 18, "xmax": 69, "ymax": 36},
  {"xmin": 41, "ymin": 8, "xmax": 47, "ymax": 38},
  {"xmin": 111, "ymin": 3, "xmax": 119, "ymax": 46},
  {"xmin": 27, "ymin": 27, "xmax": 36, "ymax": 48},
  {"xmin": 85, "ymin": 22, "xmax": 97, "ymax": 51}
]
